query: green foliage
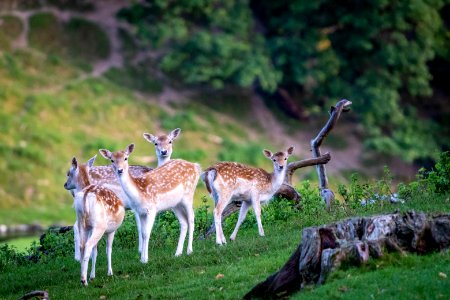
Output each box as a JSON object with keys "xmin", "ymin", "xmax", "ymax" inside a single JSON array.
[
  {"xmin": 425, "ymin": 151, "xmax": 450, "ymax": 194},
  {"xmin": 0, "ymin": 244, "xmax": 28, "ymax": 270},
  {"xmin": 120, "ymin": 0, "xmax": 449, "ymax": 161},
  {"xmin": 118, "ymin": 0, "xmax": 281, "ymax": 91}
]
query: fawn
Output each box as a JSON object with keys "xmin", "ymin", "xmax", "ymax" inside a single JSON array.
[
  {"xmin": 202, "ymin": 146, "xmax": 294, "ymax": 244},
  {"xmin": 64, "ymin": 156, "xmax": 125, "ymax": 286},
  {"xmin": 67, "ymin": 128, "xmax": 181, "ymax": 258},
  {"xmin": 100, "ymin": 143, "xmax": 201, "ymax": 263}
]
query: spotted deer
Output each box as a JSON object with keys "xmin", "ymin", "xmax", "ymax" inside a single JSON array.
[
  {"xmin": 99, "ymin": 144, "xmax": 201, "ymax": 263},
  {"xmin": 202, "ymin": 146, "xmax": 294, "ymax": 245},
  {"xmin": 143, "ymin": 128, "xmax": 181, "ymax": 166},
  {"xmin": 64, "ymin": 156, "xmax": 125, "ymax": 286},
  {"xmin": 67, "ymin": 128, "xmax": 181, "ymax": 257}
]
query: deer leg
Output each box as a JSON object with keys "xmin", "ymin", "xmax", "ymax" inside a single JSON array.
[
  {"xmin": 140, "ymin": 209, "xmax": 157, "ymax": 263},
  {"xmin": 81, "ymin": 227, "xmax": 104, "ymax": 286},
  {"xmin": 74, "ymin": 220, "xmax": 81, "ymax": 261},
  {"xmin": 251, "ymin": 196, "xmax": 264, "ymax": 237},
  {"xmin": 134, "ymin": 211, "xmax": 142, "ymax": 254},
  {"xmin": 89, "ymin": 243, "xmax": 98, "ymax": 280},
  {"xmin": 230, "ymin": 200, "xmax": 251, "ymax": 241},
  {"xmin": 106, "ymin": 231, "xmax": 116, "ymax": 276},
  {"xmin": 173, "ymin": 206, "xmax": 188, "ymax": 257},
  {"xmin": 213, "ymin": 189, "xmax": 231, "ymax": 245},
  {"xmin": 186, "ymin": 203, "xmax": 195, "ymax": 255}
]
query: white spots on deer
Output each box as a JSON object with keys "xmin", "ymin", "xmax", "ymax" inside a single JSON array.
[
  {"xmin": 99, "ymin": 144, "xmax": 200, "ymax": 263},
  {"xmin": 202, "ymin": 146, "xmax": 294, "ymax": 245}
]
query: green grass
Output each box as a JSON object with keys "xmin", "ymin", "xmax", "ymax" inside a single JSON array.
[
  {"xmin": 0, "ymin": 236, "xmax": 39, "ymax": 253},
  {"xmin": 0, "ymin": 47, "xmax": 280, "ymax": 226},
  {"xmin": 0, "ymin": 192, "xmax": 449, "ymax": 299},
  {"xmin": 298, "ymin": 251, "xmax": 450, "ymax": 300}
]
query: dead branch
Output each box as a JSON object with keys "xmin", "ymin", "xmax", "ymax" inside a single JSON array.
[
  {"xmin": 19, "ymin": 290, "xmax": 49, "ymax": 300},
  {"xmin": 311, "ymin": 99, "xmax": 352, "ymax": 209},
  {"xmin": 285, "ymin": 153, "xmax": 331, "ymax": 185}
]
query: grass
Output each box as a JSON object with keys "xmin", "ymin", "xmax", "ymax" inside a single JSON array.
[
  {"xmin": 0, "ymin": 46, "xmax": 278, "ymax": 226},
  {"xmin": 297, "ymin": 251, "xmax": 450, "ymax": 300},
  {"xmin": 0, "ymin": 191, "xmax": 449, "ymax": 299},
  {"xmin": 0, "ymin": 236, "xmax": 39, "ymax": 253}
]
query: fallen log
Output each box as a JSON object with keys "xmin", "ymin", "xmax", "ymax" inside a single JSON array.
[
  {"xmin": 19, "ymin": 290, "xmax": 49, "ymax": 300},
  {"xmin": 244, "ymin": 211, "xmax": 450, "ymax": 299}
]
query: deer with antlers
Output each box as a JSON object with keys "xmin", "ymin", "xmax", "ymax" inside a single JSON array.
[
  {"xmin": 99, "ymin": 143, "xmax": 200, "ymax": 263},
  {"xmin": 67, "ymin": 128, "xmax": 181, "ymax": 259},
  {"xmin": 202, "ymin": 146, "xmax": 294, "ymax": 245},
  {"xmin": 64, "ymin": 156, "xmax": 125, "ymax": 286}
]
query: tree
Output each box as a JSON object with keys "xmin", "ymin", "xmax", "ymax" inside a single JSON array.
[{"xmin": 119, "ymin": 0, "xmax": 450, "ymax": 162}]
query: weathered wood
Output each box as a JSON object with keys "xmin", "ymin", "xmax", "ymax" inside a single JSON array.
[
  {"xmin": 245, "ymin": 211, "xmax": 450, "ymax": 299},
  {"xmin": 284, "ymin": 153, "xmax": 331, "ymax": 185},
  {"xmin": 19, "ymin": 290, "xmax": 49, "ymax": 300},
  {"xmin": 310, "ymin": 99, "xmax": 352, "ymax": 209}
]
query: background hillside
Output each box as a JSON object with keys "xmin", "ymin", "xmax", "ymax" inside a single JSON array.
[{"xmin": 0, "ymin": 0, "xmax": 449, "ymax": 226}]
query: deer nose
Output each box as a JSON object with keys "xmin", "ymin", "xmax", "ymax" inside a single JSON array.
[
  {"xmin": 279, "ymin": 166, "xmax": 284, "ymax": 170},
  {"xmin": 117, "ymin": 169, "xmax": 123, "ymax": 175},
  {"xmin": 63, "ymin": 182, "xmax": 67, "ymax": 189},
  {"xmin": 161, "ymin": 150, "xmax": 168, "ymax": 156}
]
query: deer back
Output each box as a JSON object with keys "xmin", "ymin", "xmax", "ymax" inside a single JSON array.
[
  {"xmin": 76, "ymin": 185, "xmax": 125, "ymax": 230},
  {"xmin": 134, "ymin": 159, "xmax": 201, "ymax": 200},
  {"xmin": 205, "ymin": 162, "xmax": 272, "ymax": 193}
]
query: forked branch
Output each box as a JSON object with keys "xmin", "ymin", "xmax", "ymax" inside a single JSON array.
[{"xmin": 311, "ymin": 99, "xmax": 352, "ymax": 209}]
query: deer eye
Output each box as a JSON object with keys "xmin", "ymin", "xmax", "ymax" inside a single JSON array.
[
  {"xmin": 284, "ymin": 158, "xmax": 287, "ymax": 160},
  {"xmin": 125, "ymin": 157, "xmax": 128, "ymax": 161},
  {"xmin": 272, "ymin": 159, "xmax": 276, "ymax": 162},
  {"xmin": 111, "ymin": 159, "xmax": 114, "ymax": 163},
  {"xmin": 169, "ymin": 141, "xmax": 172, "ymax": 144},
  {"xmin": 154, "ymin": 143, "xmax": 158, "ymax": 146}
]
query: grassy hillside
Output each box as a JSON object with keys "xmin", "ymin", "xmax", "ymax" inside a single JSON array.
[{"xmin": 0, "ymin": 24, "xmax": 278, "ymax": 224}]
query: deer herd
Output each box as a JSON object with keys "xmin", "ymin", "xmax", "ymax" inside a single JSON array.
[{"xmin": 63, "ymin": 128, "xmax": 294, "ymax": 285}]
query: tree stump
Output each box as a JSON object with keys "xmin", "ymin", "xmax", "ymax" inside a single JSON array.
[{"xmin": 244, "ymin": 211, "xmax": 450, "ymax": 299}]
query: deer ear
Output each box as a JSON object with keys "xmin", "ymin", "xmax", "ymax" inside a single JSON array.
[
  {"xmin": 263, "ymin": 149, "xmax": 272, "ymax": 158},
  {"xmin": 126, "ymin": 143, "xmax": 135, "ymax": 155},
  {"xmin": 170, "ymin": 128, "xmax": 181, "ymax": 140},
  {"xmin": 287, "ymin": 146, "xmax": 294, "ymax": 155},
  {"xmin": 87, "ymin": 155, "xmax": 97, "ymax": 168},
  {"xmin": 143, "ymin": 133, "xmax": 157, "ymax": 144},
  {"xmin": 72, "ymin": 157, "xmax": 78, "ymax": 168},
  {"xmin": 99, "ymin": 149, "xmax": 112, "ymax": 160}
]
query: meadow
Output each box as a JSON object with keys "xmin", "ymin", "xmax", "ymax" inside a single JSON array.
[{"xmin": 1, "ymin": 158, "xmax": 449, "ymax": 299}]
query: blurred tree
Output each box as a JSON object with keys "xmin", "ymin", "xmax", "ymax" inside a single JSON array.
[{"xmin": 119, "ymin": 0, "xmax": 450, "ymax": 162}]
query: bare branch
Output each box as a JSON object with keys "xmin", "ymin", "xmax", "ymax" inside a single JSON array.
[
  {"xmin": 20, "ymin": 290, "xmax": 49, "ymax": 300},
  {"xmin": 311, "ymin": 99, "xmax": 352, "ymax": 190},
  {"xmin": 285, "ymin": 153, "xmax": 331, "ymax": 184}
]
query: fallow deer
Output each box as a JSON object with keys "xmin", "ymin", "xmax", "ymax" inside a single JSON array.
[
  {"xmin": 143, "ymin": 128, "xmax": 181, "ymax": 166},
  {"xmin": 99, "ymin": 144, "xmax": 201, "ymax": 263},
  {"xmin": 202, "ymin": 146, "xmax": 294, "ymax": 245},
  {"xmin": 64, "ymin": 156, "xmax": 125, "ymax": 286},
  {"xmin": 68, "ymin": 128, "xmax": 181, "ymax": 257}
]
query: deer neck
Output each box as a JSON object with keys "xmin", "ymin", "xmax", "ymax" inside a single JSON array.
[
  {"xmin": 76, "ymin": 165, "xmax": 91, "ymax": 192},
  {"xmin": 157, "ymin": 156, "xmax": 170, "ymax": 167},
  {"xmin": 269, "ymin": 167, "xmax": 286, "ymax": 193},
  {"xmin": 116, "ymin": 168, "xmax": 145, "ymax": 205}
]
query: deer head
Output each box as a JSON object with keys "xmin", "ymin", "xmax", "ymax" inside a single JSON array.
[
  {"xmin": 143, "ymin": 128, "xmax": 180, "ymax": 166},
  {"xmin": 99, "ymin": 144, "xmax": 135, "ymax": 177},
  {"xmin": 64, "ymin": 155, "xmax": 96, "ymax": 191},
  {"xmin": 263, "ymin": 146, "xmax": 294, "ymax": 173}
]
